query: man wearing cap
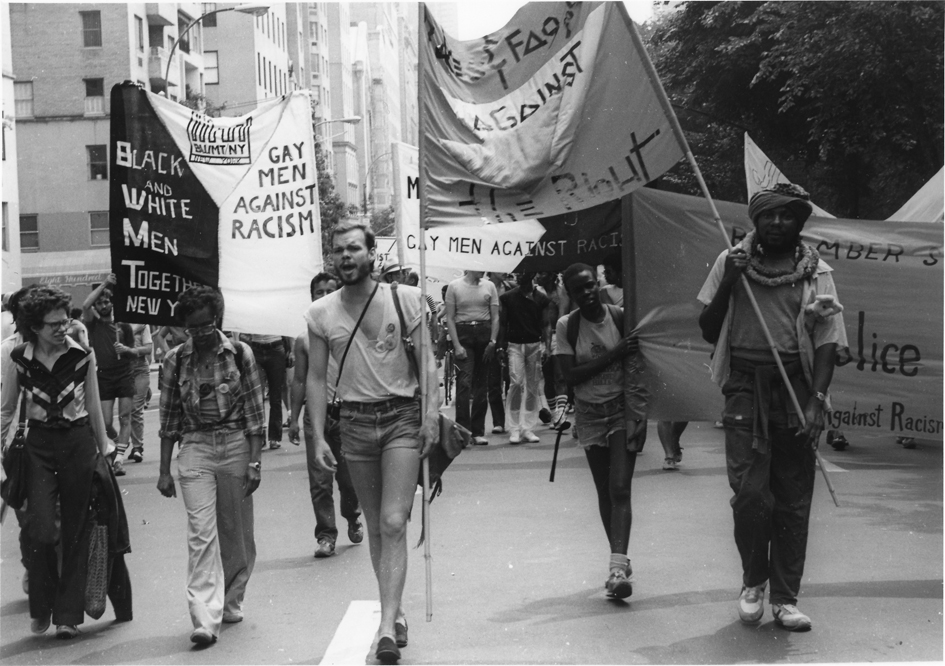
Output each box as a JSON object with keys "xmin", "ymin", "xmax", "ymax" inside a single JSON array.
[{"xmin": 697, "ymin": 183, "xmax": 848, "ymax": 632}]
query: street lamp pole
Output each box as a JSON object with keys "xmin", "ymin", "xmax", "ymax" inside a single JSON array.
[{"xmin": 163, "ymin": 3, "xmax": 270, "ymax": 100}]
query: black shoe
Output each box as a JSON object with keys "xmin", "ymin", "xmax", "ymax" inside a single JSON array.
[
  {"xmin": 376, "ymin": 635, "xmax": 400, "ymax": 664},
  {"xmin": 348, "ymin": 521, "xmax": 364, "ymax": 544},
  {"xmin": 395, "ymin": 618, "xmax": 408, "ymax": 648},
  {"xmin": 538, "ymin": 408, "xmax": 552, "ymax": 424},
  {"xmin": 827, "ymin": 431, "xmax": 849, "ymax": 451},
  {"xmin": 128, "ymin": 448, "xmax": 143, "ymax": 463}
]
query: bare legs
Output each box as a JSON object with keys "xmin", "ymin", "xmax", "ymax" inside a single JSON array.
[{"xmin": 346, "ymin": 448, "xmax": 418, "ymax": 639}]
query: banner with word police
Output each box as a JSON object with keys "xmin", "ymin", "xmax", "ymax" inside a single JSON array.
[
  {"xmin": 628, "ymin": 188, "xmax": 943, "ymax": 440},
  {"xmin": 419, "ymin": 2, "xmax": 685, "ymax": 227},
  {"xmin": 109, "ymin": 82, "xmax": 322, "ymax": 336}
]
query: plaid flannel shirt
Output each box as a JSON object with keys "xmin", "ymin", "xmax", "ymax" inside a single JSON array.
[{"xmin": 158, "ymin": 332, "xmax": 265, "ymax": 441}]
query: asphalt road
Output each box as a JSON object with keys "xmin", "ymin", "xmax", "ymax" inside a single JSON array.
[{"xmin": 1, "ymin": 371, "xmax": 941, "ymax": 664}]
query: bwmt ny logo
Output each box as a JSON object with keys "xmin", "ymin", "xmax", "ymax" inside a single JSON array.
[{"xmin": 186, "ymin": 113, "xmax": 253, "ymax": 165}]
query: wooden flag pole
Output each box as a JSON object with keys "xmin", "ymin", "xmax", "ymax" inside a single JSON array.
[
  {"xmin": 622, "ymin": 10, "xmax": 839, "ymax": 506},
  {"xmin": 417, "ymin": 2, "xmax": 435, "ymax": 622}
]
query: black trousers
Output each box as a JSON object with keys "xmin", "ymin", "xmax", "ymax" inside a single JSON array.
[{"xmin": 26, "ymin": 423, "xmax": 97, "ymax": 625}]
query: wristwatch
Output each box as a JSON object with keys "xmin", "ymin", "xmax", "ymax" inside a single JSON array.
[
  {"xmin": 488, "ymin": 339, "xmax": 496, "ymax": 345},
  {"xmin": 813, "ymin": 391, "xmax": 827, "ymax": 403},
  {"xmin": 248, "ymin": 461, "xmax": 261, "ymax": 472}
]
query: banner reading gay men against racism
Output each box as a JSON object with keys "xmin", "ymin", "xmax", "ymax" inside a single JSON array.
[
  {"xmin": 419, "ymin": 2, "xmax": 685, "ymax": 227},
  {"xmin": 392, "ymin": 141, "xmax": 544, "ymax": 273},
  {"xmin": 109, "ymin": 83, "xmax": 322, "ymax": 336}
]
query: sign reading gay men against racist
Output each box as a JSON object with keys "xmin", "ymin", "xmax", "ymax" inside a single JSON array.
[{"xmin": 109, "ymin": 83, "xmax": 322, "ymax": 336}]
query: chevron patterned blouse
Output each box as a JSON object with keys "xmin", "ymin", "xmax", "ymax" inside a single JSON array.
[{"xmin": 3, "ymin": 338, "xmax": 92, "ymax": 435}]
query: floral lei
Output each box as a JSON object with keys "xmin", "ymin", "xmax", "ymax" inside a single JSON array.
[{"xmin": 743, "ymin": 230, "xmax": 820, "ymax": 287}]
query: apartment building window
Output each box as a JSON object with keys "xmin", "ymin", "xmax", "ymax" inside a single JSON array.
[
  {"xmin": 85, "ymin": 78, "xmax": 105, "ymax": 115},
  {"xmin": 90, "ymin": 212, "xmax": 110, "ymax": 247},
  {"xmin": 135, "ymin": 16, "xmax": 144, "ymax": 52},
  {"xmin": 202, "ymin": 4, "xmax": 218, "ymax": 27},
  {"xmin": 20, "ymin": 215, "xmax": 38, "ymax": 252},
  {"xmin": 81, "ymin": 11, "xmax": 102, "ymax": 47},
  {"xmin": 2, "ymin": 203, "xmax": 8, "ymax": 251},
  {"xmin": 257, "ymin": 53, "xmax": 262, "ymax": 87},
  {"xmin": 205, "ymin": 51, "xmax": 219, "ymax": 84},
  {"xmin": 178, "ymin": 14, "xmax": 191, "ymax": 54},
  {"xmin": 87, "ymin": 145, "xmax": 108, "ymax": 180},
  {"xmin": 14, "ymin": 81, "xmax": 33, "ymax": 118}
]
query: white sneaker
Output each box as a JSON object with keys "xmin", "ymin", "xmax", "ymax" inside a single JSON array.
[
  {"xmin": 509, "ymin": 429, "xmax": 522, "ymax": 444},
  {"xmin": 772, "ymin": 603, "xmax": 812, "ymax": 631},
  {"xmin": 737, "ymin": 582, "xmax": 766, "ymax": 624},
  {"xmin": 522, "ymin": 431, "xmax": 540, "ymax": 443}
]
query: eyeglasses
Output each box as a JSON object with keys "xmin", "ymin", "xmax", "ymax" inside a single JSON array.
[
  {"xmin": 185, "ymin": 323, "xmax": 216, "ymax": 337},
  {"xmin": 42, "ymin": 318, "xmax": 72, "ymax": 331}
]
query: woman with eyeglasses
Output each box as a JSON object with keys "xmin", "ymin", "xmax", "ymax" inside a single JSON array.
[
  {"xmin": 0, "ymin": 285, "xmax": 112, "ymax": 639},
  {"xmin": 156, "ymin": 285, "xmax": 265, "ymax": 646}
]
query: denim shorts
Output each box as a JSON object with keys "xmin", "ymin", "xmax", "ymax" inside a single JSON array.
[
  {"xmin": 574, "ymin": 396, "xmax": 627, "ymax": 449},
  {"xmin": 339, "ymin": 397, "xmax": 421, "ymax": 462}
]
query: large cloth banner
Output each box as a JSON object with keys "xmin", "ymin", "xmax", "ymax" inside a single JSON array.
[
  {"xmin": 419, "ymin": 2, "xmax": 685, "ymax": 226},
  {"xmin": 108, "ymin": 83, "xmax": 322, "ymax": 336},
  {"xmin": 392, "ymin": 141, "xmax": 545, "ymax": 272},
  {"xmin": 627, "ymin": 189, "xmax": 943, "ymax": 439}
]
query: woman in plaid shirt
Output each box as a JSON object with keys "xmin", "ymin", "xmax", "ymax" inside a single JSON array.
[{"xmin": 157, "ymin": 286, "xmax": 266, "ymax": 646}]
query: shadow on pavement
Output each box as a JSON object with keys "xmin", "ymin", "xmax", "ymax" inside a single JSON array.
[{"xmin": 489, "ymin": 578, "xmax": 942, "ymax": 629}]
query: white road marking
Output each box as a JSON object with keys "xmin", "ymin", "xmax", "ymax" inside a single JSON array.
[{"xmin": 320, "ymin": 600, "xmax": 380, "ymax": 665}]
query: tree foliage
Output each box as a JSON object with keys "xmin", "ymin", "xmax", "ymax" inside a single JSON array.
[{"xmin": 647, "ymin": 1, "xmax": 943, "ymax": 219}]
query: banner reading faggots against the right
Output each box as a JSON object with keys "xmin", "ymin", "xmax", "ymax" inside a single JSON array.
[{"xmin": 627, "ymin": 189, "xmax": 944, "ymax": 439}]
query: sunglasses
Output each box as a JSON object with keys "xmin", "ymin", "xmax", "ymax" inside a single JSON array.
[{"xmin": 185, "ymin": 323, "xmax": 216, "ymax": 337}]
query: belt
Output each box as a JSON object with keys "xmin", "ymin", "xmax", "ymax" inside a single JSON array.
[
  {"xmin": 456, "ymin": 320, "xmax": 489, "ymax": 326},
  {"xmin": 248, "ymin": 340, "xmax": 283, "ymax": 350},
  {"xmin": 340, "ymin": 396, "xmax": 417, "ymax": 414},
  {"xmin": 29, "ymin": 416, "xmax": 90, "ymax": 430}
]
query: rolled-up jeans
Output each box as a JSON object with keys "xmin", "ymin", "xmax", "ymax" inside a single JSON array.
[
  {"xmin": 177, "ymin": 428, "xmax": 256, "ymax": 636},
  {"xmin": 304, "ymin": 411, "xmax": 361, "ymax": 545},
  {"xmin": 505, "ymin": 342, "xmax": 543, "ymax": 433}
]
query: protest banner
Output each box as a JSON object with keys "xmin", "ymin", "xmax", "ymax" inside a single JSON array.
[
  {"xmin": 419, "ymin": 2, "xmax": 685, "ymax": 227},
  {"xmin": 744, "ymin": 133, "xmax": 834, "ymax": 218},
  {"xmin": 108, "ymin": 82, "xmax": 322, "ymax": 336},
  {"xmin": 628, "ymin": 188, "xmax": 943, "ymax": 439},
  {"xmin": 392, "ymin": 141, "xmax": 544, "ymax": 273}
]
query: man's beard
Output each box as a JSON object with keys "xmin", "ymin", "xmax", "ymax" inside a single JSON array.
[{"xmin": 336, "ymin": 260, "xmax": 372, "ymax": 285}]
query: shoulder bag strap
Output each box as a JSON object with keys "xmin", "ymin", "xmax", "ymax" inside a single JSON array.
[
  {"xmin": 332, "ymin": 280, "xmax": 380, "ymax": 397},
  {"xmin": 390, "ymin": 283, "xmax": 420, "ymax": 382}
]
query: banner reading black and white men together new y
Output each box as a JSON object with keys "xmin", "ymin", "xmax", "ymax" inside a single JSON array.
[{"xmin": 109, "ymin": 83, "xmax": 322, "ymax": 336}]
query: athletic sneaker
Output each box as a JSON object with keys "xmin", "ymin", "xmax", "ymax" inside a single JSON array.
[
  {"xmin": 112, "ymin": 457, "xmax": 126, "ymax": 477},
  {"xmin": 605, "ymin": 569, "xmax": 633, "ymax": 599},
  {"xmin": 737, "ymin": 583, "xmax": 766, "ymax": 624},
  {"xmin": 491, "ymin": 425, "xmax": 506, "ymax": 434},
  {"xmin": 772, "ymin": 603, "xmax": 812, "ymax": 631},
  {"xmin": 314, "ymin": 538, "xmax": 336, "ymax": 558},
  {"xmin": 523, "ymin": 431, "xmax": 540, "ymax": 443},
  {"xmin": 509, "ymin": 429, "xmax": 522, "ymax": 445},
  {"xmin": 662, "ymin": 458, "xmax": 678, "ymax": 471},
  {"xmin": 268, "ymin": 440, "xmax": 281, "ymax": 450},
  {"xmin": 128, "ymin": 448, "xmax": 143, "ymax": 463}
]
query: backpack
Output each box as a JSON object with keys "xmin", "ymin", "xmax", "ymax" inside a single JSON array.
[{"xmin": 565, "ymin": 304, "xmax": 624, "ymax": 353}]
